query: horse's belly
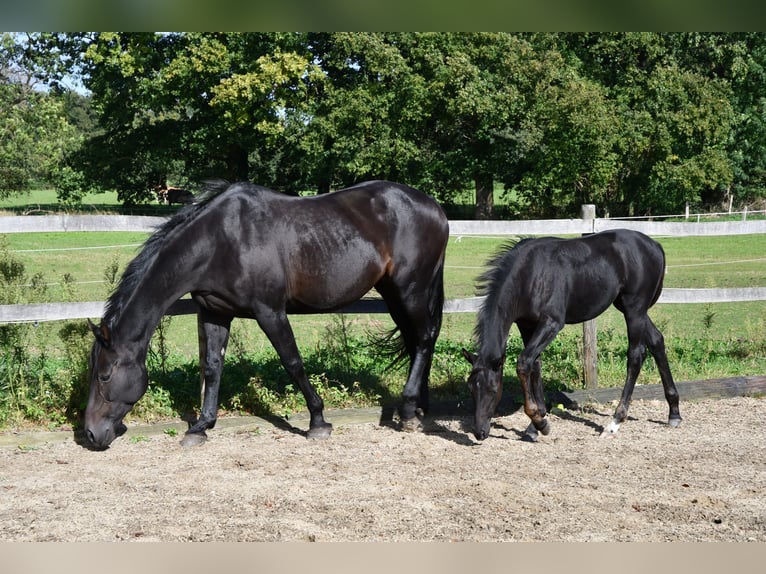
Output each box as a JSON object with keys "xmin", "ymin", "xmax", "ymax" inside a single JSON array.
[
  {"xmin": 564, "ymin": 290, "xmax": 617, "ymax": 324},
  {"xmin": 287, "ymin": 275, "xmax": 378, "ymax": 312}
]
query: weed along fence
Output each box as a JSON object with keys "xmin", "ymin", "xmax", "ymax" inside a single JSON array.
[{"xmin": 2, "ymin": 212, "xmax": 766, "ymax": 396}]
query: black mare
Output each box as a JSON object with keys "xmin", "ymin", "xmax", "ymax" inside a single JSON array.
[
  {"xmin": 84, "ymin": 180, "xmax": 448, "ymax": 449},
  {"xmin": 462, "ymin": 229, "xmax": 682, "ymax": 441}
]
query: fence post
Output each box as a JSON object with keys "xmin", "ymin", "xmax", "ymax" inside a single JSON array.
[{"xmin": 580, "ymin": 204, "xmax": 598, "ymax": 389}]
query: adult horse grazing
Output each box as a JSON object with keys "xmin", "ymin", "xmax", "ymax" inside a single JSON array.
[
  {"xmin": 84, "ymin": 180, "xmax": 448, "ymax": 449},
  {"xmin": 462, "ymin": 229, "xmax": 682, "ymax": 442}
]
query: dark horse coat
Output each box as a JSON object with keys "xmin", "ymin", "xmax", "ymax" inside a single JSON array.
[
  {"xmin": 85, "ymin": 180, "xmax": 448, "ymax": 449},
  {"xmin": 463, "ymin": 229, "xmax": 682, "ymax": 441}
]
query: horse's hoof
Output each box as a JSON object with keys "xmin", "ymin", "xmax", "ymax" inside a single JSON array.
[
  {"xmin": 180, "ymin": 432, "xmax": 207, "ymax": 447},
  {"xmin": 400, "ymin": 417, "xmax": 423, "ymax": 433},
  {"xmin": 668, "ymin": 416, "xmax": 682, "ymax": 428},
  {"xmin": 538, "ymin": 417, "xmax": 551, "ymax": 436},
  {"xmin": 600, "ymin": 420, "xmax": 620, "ymax": 438},
  {"xmin": 524, "ymin": 422, "xmax": 539, "ymax": 442},
  {"xmin": 306, "ymin": 424, "xmax": 333, "ymax": 440}
]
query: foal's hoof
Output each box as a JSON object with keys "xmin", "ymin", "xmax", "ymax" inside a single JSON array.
[
  {"xmin": 400, "ymin": 417, "xmax": 423, "ymax": 433},
  {"xmin": 668, "ymin": 416, "xmax": 682, "ymax": 428},
  {"xmin": 306, "ymin": 423, "xmax": 333, "ymax": 440},
  {"xmin": 600, "ymin": 420, "xmax": 621, "ymax": 438},
  {"xmin": 180, "ymin": 431, "xmax": 208, "ymax": 448},
  {"xmin": 523, "ymin": 422, "xmax": 539, "ymax": 442}
]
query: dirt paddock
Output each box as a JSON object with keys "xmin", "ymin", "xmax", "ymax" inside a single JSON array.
[{"xmin": 1, "ymin": 395, "xmax": 764, "ymax": 542}]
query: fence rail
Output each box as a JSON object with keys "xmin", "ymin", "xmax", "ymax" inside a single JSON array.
[
  {"xmin": 3, "ymin": 286, "xmax": 766, "ymax": 325},
  {"xmin": 2, "ymin": 214, "xmax": 765, "ymax": 326},
  {"xmin": 4, "ymin": 214, "xmax": 766, "ymax": 236}
]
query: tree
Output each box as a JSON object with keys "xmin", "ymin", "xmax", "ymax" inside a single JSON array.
[
  {"xmin": 667, "ymin": 32, "xmax": 766, "ymax": 206},
  {"xmin": 558, "ymin": 33, "xmax": 735, "ymax": 215},
  {"xmin": 66, "ymin": 32, "xmax": 320, "ymax": 203},
  {"xmin": 13, "ymin": 32, "xmax": 760, "ymax": 216},
  {"xmin": 0, "ymin": 33, "xmax": 82, "ymax": 199},
  {"xmin": 412, "ymin": 33, "xmax": 539, "ymax": 218}
]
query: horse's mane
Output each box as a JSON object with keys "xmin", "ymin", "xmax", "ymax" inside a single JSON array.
[
  {"xmin": 101, "ymin": 180, "xmax": 232, "ymax": 327},
  {"xmin": 473, "ymin": 236, "xmax": 529, "ymax": 348}
]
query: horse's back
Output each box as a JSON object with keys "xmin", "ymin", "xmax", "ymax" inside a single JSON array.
[
  {"xmin": 486, "ymin": 229, "xmax": 666, "ymax": 323},
  {"xmin": 196, "ymin": 180, "xmax": 447, "ymax": 312}
]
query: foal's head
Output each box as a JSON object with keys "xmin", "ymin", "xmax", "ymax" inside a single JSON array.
[{"xmin": 462, "ymin": 349, "xmax": 505, "ymax": 441}]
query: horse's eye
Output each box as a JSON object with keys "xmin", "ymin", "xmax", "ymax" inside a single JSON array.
[{"xmin": 97, "ymin": 363, "xmax": 114, "ymax": 383}]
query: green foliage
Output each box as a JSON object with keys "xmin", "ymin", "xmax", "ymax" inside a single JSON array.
[
  {"xmin": 0, "ymin": 34, "xmax": 84, "ymax": 199},
  {"xmin": 0, "ymin": 239, "xmax": 77, "ymax": 428},
  {"xmin": 6, "ymin": 32, "xmax": 763, "ymax": 215}
]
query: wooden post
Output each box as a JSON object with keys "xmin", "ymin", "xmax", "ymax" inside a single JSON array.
[{"xmin": 580, "ymin": 204, "xmax": 598, "ymax": 389}]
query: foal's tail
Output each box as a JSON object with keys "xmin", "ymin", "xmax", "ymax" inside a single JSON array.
[{"xmin": 374, "ymin": 257, "xmax": 445, "ymax": 369}]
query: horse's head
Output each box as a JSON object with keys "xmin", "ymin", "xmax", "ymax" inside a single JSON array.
[
  {"xmin": 462, "ymin": 349, "xmax": 504, "ymax": 441},
  {"xmin": 84, "ymin": 320, "xmax": 148, "ymax": 449}
]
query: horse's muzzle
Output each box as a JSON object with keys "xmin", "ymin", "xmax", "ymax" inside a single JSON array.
[
  {"xmin": 473, "ymin": 423, "xmax": 490, "ymax": 441},
  {"xmin": 85, "ymin": 421, "xmax": 127, "ymax": 450}
]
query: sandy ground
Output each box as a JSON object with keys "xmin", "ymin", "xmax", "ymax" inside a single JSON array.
[{"xmin": 1, "ymin": 396, "xmax": 764, "ymax": 542}]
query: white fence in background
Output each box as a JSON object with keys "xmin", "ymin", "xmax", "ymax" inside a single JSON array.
[{"xmin": 1, "ymin": 214, "xmax": 765, "ymax": 326}]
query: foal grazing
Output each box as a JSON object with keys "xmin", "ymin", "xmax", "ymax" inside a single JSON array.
[
  {"xmin": 463, "ymin": 229, "xmax": 682, "ymax": 441},
  {"xmin": 84, "ymin": 180, "xmax": 448, "ymax": 449}
]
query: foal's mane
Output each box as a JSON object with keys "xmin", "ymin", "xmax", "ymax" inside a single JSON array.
[
  {"xmin": 473, "ymin": 237, "xmax": 529, "ymax": 348},
  {"xmin": 101, "ymin": 180, "xmax": 232, "ymax": 327}
]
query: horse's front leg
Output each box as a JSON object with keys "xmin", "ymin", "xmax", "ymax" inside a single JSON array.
[
  {"xmin": 257, "ymin": 308, "xmax": 332, "ymax": 440},
  {"xmin": 517, "ymin": 319, "xmax": 560, "ymax": 441},
  {"xmin": 521, "ymin": 357, "xmax": 549, "ymax": 442},
  {"xmin": 181, "ymin": 313, "xmax": 231, "ymax": 447}
]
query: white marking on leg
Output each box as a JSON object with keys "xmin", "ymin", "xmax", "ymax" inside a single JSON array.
[{"xmin": 600, "ymin": 419, "xmax": 620, "ymax": 438}]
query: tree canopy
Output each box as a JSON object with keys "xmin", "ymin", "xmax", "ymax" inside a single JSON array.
[{"xmin": 3, "ymin": 32, "xmax": 766, "ymax": 217}]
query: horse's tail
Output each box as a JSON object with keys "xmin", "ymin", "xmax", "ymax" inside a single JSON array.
[
  {"xmin": 372, "ymin": 256, "xmax": 445, "ymax": 370},
  {"xmin": 429, "ymin": 257, "xmax": 445, "ymax": 341}
]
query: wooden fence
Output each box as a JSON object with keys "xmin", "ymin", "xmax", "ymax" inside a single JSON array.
[
  {"xmin": 2, "ymin": 214, "xmax": 765, "ymax": 326},
  {"xmin": 2, "ymin": 215, "xmax": 766, "ymax": 323}
]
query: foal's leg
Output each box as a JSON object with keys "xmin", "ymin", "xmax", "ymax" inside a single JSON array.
[
  {"xmin": 645, "ymin": 317, "xmax": 682, "ymax": 427},
  {"xmin": 182, "ymin": 312, "xmax": 232, "ymax": 447},
  {"xmin": 523, "ymin": 357, "xmax": 546, "ymax": 442},
  {"xmin": 517, "ymin": 319, "xmax": 562, "ymax": 440},
  {"xmin": 256, "ymin": 307, "xmax": 332, "ymax": 439},
  {"xmin": 603, "ymin": 313, "xmax": 649, "ymax": 436}
]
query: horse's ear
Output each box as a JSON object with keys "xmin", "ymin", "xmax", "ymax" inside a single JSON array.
[
  {"xmin": 88, "ymin": 319, "xmax": 112, "ymax": 348},
  {"xmin": 461, "ymin": 348, "xmax": 477, "ymax": 365}
]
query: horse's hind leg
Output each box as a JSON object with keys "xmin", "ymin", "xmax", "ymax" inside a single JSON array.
[
  {"xmin": 603, "ymin": 313, "xmax": 650, "ymax": 437},
  {"xmin": 378, "ymin": 280, "xmax": 443, "ymax": 432},
  {"xmin": 182, "ymin": 311, "xmax": 232, "ymax": 447},
  {"xmin": 646, "ymin": 317, "xmax": 682, "ymax": 427}
]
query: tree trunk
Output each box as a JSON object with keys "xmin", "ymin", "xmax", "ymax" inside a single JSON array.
[{"xmin": 474, "ymin": 172, "xmax": 494, "ymax": 219}]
